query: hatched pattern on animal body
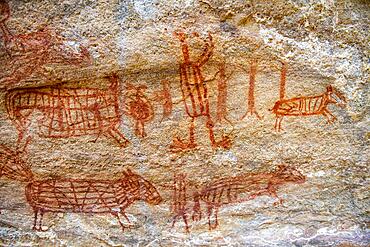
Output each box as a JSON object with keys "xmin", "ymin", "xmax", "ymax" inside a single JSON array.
[
  {"xmin": 276, "ymin": 95, "xmax": 325, "ymax": 116},
  {"xmin": 26, "ymin": 179, "xmax": 138, "ymax": 213}
]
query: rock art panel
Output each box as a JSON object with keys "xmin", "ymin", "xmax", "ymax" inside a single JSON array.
[{"xmin": 0, "ymin": 0, "xmax": 368, "ymax": 246}]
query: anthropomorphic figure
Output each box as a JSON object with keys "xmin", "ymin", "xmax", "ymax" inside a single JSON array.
[{"xmin": 170, "ymin": 31, "xmax": 231, "ymax": 152}]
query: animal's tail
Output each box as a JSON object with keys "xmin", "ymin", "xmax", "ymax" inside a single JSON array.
[{"xmin": 191, "ymin": 190, "xmax": 202, "ymax": 222}]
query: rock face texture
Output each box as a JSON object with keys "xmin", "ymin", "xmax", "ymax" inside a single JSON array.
[{"xmin": 0, "ymin": 0, "xmax": 369, "ymax": 246}]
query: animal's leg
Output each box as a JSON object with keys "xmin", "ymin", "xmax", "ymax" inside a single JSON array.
[
  {"xmin": 192, "ymin": 191, "xmax": 202, "ymax": 222},
  {"xmin": 321, "ymin": 111, "xmax": 333, "ymax": 124},
  {"xmin": 112, "ymin": 212, "xmax": 127, "ymax": 231},
  {"xmin": 268, "ymin": 187, "xmax": 283, "ymax": 206},
  {"xmin": 277, "ymin": 116, "xmax": 283, "ymax": 131},
  {"xmin": 324, "ymin": 109, "xmax": 337, "ymax": 123},
  {"xmin": 213, "ymin": 207, "xmax": 219, "ymax": 229},
  {"xmin": 37, "ymin": 210, "xmax": 45, "ymax": 231},
  {"xmin": 207, "ymin": 205, "xmax": 212, "ymax": 230},
  {"xmin": 182, "ymin": 213, "xmax": 190, "ymax": 233},
  {"xmin": 171, "ymin": 214, "xmax": 179, "ymax": 228},
  {"xmin": 32, "ymin": 208, "xmax": 39, "ymax": 230},
  {"xmin": 207, "ymin": 204, "xmax": 219, "ymax": 230},
  {"xmin": 105, "ymin": 127, "xmax": 130, "ymax": 147},
  {"xmin": 274, "ymin": 116, "xmax": 278, "ymax": 131},
  {"xmin": 120, "ymin": 211, "xmax": 132, "ymax": 225}
]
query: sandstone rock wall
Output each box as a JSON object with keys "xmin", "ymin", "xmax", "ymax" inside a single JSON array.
[{"xmin": 0, "ymin": 0, "xmax": 368, "ymax": 246}]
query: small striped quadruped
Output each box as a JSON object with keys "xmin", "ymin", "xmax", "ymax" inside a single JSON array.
[{"xmin": 270, "ymin": 85, "xmax": 347, "ymax": 131}]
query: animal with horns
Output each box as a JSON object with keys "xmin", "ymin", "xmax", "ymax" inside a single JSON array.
[
  {"xmin": 0, "ymin": 145, "xmax": 162, "ymax": 231},
  {"xmin": 270, "ymin": 85, "xmax": 347, "ymax": 131}
]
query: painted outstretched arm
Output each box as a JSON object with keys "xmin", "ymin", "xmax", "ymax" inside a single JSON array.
[{"xmin": 196, "ymin": 33, "xmax": 214, "ymax": 67}]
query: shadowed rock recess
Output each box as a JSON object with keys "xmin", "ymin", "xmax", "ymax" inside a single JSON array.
[{"xmin": 0, "ymin": 0, "xmax": 368, "ymax": 246}]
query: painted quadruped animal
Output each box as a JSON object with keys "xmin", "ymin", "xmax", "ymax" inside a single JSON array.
[
  {"xmin": 5, "ymin": 73, "xmax": 130, "ymax": 148},
  {"xmin": 270, "ymin": 85, "xmax": 347, "ymax": 131},
  {"xmin": 0, "ymin": 145, "xmax": 162, "ymax": 231},
  {"xmin": 192, "ymin": 165, "xmax": 306, "ymax": 230}
]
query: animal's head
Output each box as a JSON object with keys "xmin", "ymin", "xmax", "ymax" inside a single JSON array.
[
  {"xmin": 123, "ymin": 169, "xmax": 162, "ymax": 205},
  {"xmin": 275, "ymin": 165, "xmax": 306, "ymax": 184},
  {"xmin": 0, "ymin": 145, "xmax": 33, "ymax": 182},
  {"xmin": 326, "ymin": 85, "xmax": 347, "ymax": 108}
]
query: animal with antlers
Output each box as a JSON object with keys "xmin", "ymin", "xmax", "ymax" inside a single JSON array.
[
  {"xmin": 270, "ymin": 85, "xmax": 347, "ymax": 131},
  {"xmin": 192, "ymin": 165, "xmax": 306, "ymax": 229},
  {"xmin": 5, "ymin": 73, "xmax": 129, "ymax": 148},
  {"xmin": 0, "ymin": 145, "xmax": 162, "ymax": 231},
  {"xmin": 170, "ymin": 31, "xmax": 231, "ymax": 152}
]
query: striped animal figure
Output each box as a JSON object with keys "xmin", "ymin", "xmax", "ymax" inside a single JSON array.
[
  {"xmin": 0, "ymin": 145, "xmax": 162, "ymax": 231},
  {"xmin": 192, "ymin": 165, "xmax": 306, "ymax": 229},
  {"xmin": 270, "ymin": 85, "xmax": 347, "ymax": 131},
  {"xmin": 5, "ymin": 73, "xmax": 129, "ymax": 148}
]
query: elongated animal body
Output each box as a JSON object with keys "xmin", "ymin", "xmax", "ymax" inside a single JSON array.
[
  {"xmin": 270, "ymin": 85, "xmax": 346, "ymax": 131},
  {"xmin": 0, "ymin": 145, "xmax": 162, "ymax": 231},
  {"xmin": 192, "ymin": 165, "xmax": 306, "ymax": 229},
  {"xmin": 5, "ymin": 74, "xmax": 129, "ymax": 147}
]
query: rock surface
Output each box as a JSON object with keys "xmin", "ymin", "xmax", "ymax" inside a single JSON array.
[{"xmin": 0, "ymin": 0, "xmax": 369, "ymax": 246}]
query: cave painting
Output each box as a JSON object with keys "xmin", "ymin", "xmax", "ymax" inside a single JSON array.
[
  {"xmin": 279, "ymin": 61, "xmax": 287, "ymax": 100},
  {"xmin": 0, "ymin": 0, "xmax": 92, "ymax": 88},
  {"xmin": 170, "ymin": 31, "xmax": 231, "ymax": 152},
  {"xmin": 192, "ymin": 165, "xmax": 306, "ymax": 230},
  {"xmin": 153, "ymin": 79, "xmax": 173, "ymax": 121},
  {"xmin": 0, "ymin": 144, "xmax": 162, "ymax": 231},
  {"xmin": 215, "ymin": 61, "xmax": 232, "ymax": 124},
  {"xmin": 5, "ymin": 73, "xmax": 130, "ymax": 148},
  {"xmin": 170, "ymin": 173, "xmax": 191, "ymax": 233},
  {"xmin": 0, "ymin": 0, "xmax": 11, "ymax": 55},
  {"xmin": 270, "ymin": 85, "xmax": 347, "ymax": 131},
  {"xmin": 241, "ymin": 58, "xmax": 262, "ymax": 120},
  {"xmin": 123, "ymin": 83, "xmax": 154, "ymax": 138}
]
